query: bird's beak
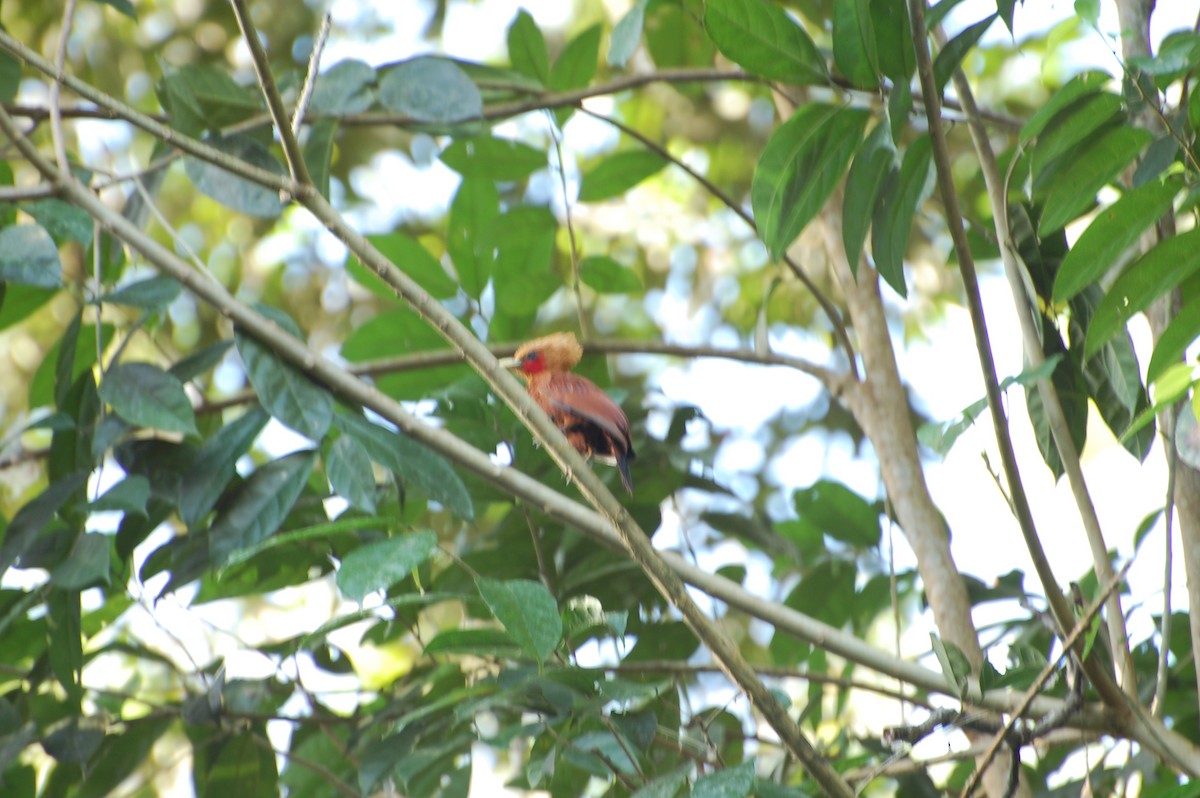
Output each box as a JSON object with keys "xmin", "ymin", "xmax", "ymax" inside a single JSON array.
[{"xmin": 496, "ymin": 356, "xmax": 520, "ymax": 369}]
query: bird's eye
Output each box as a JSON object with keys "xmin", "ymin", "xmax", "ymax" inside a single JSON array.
[{"xmin": 524, "ymin": 351, "xmax": 540, "ymax": 362}]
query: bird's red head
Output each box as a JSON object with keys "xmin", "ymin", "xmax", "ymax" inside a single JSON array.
[
  {"xmin": 502, "ymin": 332, "xmax": 584, "ymax": 381},
  {"xmin": 517, "ymin": 350, "xmax": 546, "ymax": 375}
]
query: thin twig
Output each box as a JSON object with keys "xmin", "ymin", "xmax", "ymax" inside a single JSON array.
[{"xmin": 292, "ymin": 12, "xmax": 332, "ymax": 135}]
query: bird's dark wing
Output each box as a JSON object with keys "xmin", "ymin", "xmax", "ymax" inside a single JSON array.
[{"xmin": 541, "ymin": 372, "xmax": 632, "ymax": 451}]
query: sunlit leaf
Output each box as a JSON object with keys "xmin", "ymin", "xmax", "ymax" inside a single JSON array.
[
  {"xmin": 0, "ymin": 224, "xmax": 61, "ymax": 287},
  {"xmin": 440, "ymin": 136, "xmax": 547, "ymax": 181},
  {"xmin": 705, "ymin": 0, "xmax": 826, "ymax": 84},
  {"xmin": 608, "ymin": 1, "xmax": 646, "ymax": 68},
  {"xmin": 507, "ymin": 10, "xmax": 550, "ymax": 83},
  {"xmin": 1039, "ymin": 126, "xmax": 1151, "ymax": 234},
  {"xmin": 578, "ymin": 150, "xmax": 667, "ymax": 202}
]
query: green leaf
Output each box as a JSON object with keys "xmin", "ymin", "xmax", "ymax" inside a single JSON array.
[
  {"xmin": 793, "ymin": 479, "xmax": 880, "ymax": 547},
  {"xmin": 842, "ymin": 121, "xmax": 896, "ymax": 273},
  {"xmin": 337, "ymin": 531, "xmax": 438, "ymax": 602},
  {"xmin": 310, "ymin": 59, "xmax": 375, "ymax": 114},
  {"xmin": 439, "ymin": 136, "xmax": 547, "ymax": 181},
  {"xmin": 1039, "ymin": 126, "xmax": 1152, "ymax": 234},
  {"xmin": 608, "ymin": 1, "xmax": 646, "ymax": 68},
  {"xmin": 29, "ymin": 317, "xmax": 112, "ymax": 409},
  {"xmin": 932, "ymin": 13, "xmax": 996, "ymax": 93},
  {"xmin": 833, "ymin": 0, "xmax": 879, "ymax": 89},
  {"xmin": 208, "ymin": 449, "xmax": 317, "ymax": 567},
  {"xmin": 705, "ymin": 0, "xmax": 826, "ymax": 84},
  {"xmin": 1148, "ymin": 294, "xmax": 1200, "ymax": 383},
  {"xmin": 25, "ymin": 198, "xmax": 93, "ymax": 244},
  {"xmin": 341, "ymin": 306, "xmax": 446, "ymax": 361},
  {"xmin": 335, "ymin": 412, "xmax": 474, "ymax": 520},
  {"xmin": 508, "ymin": 10, "xmax": 550, "ymax": 83},
  {"xmin": 493, "ymin": 206, "xmax": 560, "ymax": 316},
  {"xmin": 99, "ymin": 362, "xmax": 197, "ymax": 436},
  {"xmin": 630, "ymin": 765, "xmax": 691, "ymax": 798},
  {"xmin": 47, "ymin": 590, "xmax": 83, "ymax": 704},
  {"xmin": 551, "ymin": 23, "xmax": 603, "ymax": 90},
  {"xmin": 1030, "ymin": 93, "xmax": 1122, "ymax": 177},
  {"xmin": 235, "ymin": 305, "xmax": 333, "ymax": 441},
  {"xmin": 349, "ymin": 232, "xmax": 456, "ymax": 299},
  {"xmin": 159, "ymin": 64, "xmax": 262, "ymax": 135},
  {"xmin": 200, "ymin": 733, "xmax": 278, "ymax": 798},
  {"xmin": 89, "ymin": 476, "xmax": 150, "ymax": 517},
  {"xmin": 327, "ymin": 434, "xmax": 377, "ymax": 514},
  {"xmin": 170, "ymin": 339, "xmax": 233, "ymax": 382},
  {"xmin": 378, "ymin": 57, "xmax": 482, "ymax": 123},
  {"xmin": 930, "ymin": 633, "xmax": 971, "ymax": 696},
  {"xmin": 870, "ymin": 0, "xmax": 915, "ymax": 83},
  {"xmin": 0, "ymin": 284, "xmax": 57, "ymax": 331},
  {"xmin": 50, "ymin": 534, "xmax": 111, "ymax": 590},
  {"xmin": 179, "ymin": 407, "xmax": 270, "ymax": 528},
  {"xmin": 100, "ymin": 275, "xmax": 183, "ymax": 311},
  {"xmin": 447, "ymin": 178, "xmax": 499, "ymax": 299},
  {"xmin": 0, "ymin": 39, "xmax": 20, "ymax": 104},
  {"xmin": 75, "ymin": 717, "xmax": 173, "ymax": 798},
  {"xmin": 183, "ymin": 134, "xmax": 285, "ymax": 218},
  {"xmin": 872, "ymin": 134, "xmax": 933, "ymax": 297},
  {"xmin": 1074, "ymin": 0, "xmax": 1099, "ymax": 25},
  {"xmin": 1086, "ymin": 227, "xmax": 1200, "ymax": 359},
  {"xmin": 645, "ymin": 2, "xmax": 715, "ymax": 70},
  {"xmin": 580, "ymin": 255, "xmax": 643, "ymax": 294},
  {"xmin": 1053, "ymin": 175, "xmax": 1181, "ymax": 303},
  {"xmin": 423, "ymin": 628, "xmax": 521, "ymax": 657},
  {"xmin": 693, "ymin": 759, "xmax": 755, "ymax": 798},
  {"xmin": 1020, "ymin": 71, "xmax": 1111, "ymax": 143},
  {"xmin": 0, "ymin": 224, "xmax": 62, "ymax": 287},
  {"xmin": 476, "ymin": 578, "xmax": 562, "ymax": 664},
  {"xmin": 578, "ymin": 150, "xmax": 667, "ymax": 202},
  {"xmin": 304, "ymin": 118, "xmax": 337, "ymax": 201},
  {"xmin": 752, "ymin": 104, "xmax": 870, "ymax": 259}
]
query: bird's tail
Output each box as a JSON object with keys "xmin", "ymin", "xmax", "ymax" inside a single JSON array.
[{"xmin": 617, "ymin": 455, "xmax": 633, "ymax": 495}]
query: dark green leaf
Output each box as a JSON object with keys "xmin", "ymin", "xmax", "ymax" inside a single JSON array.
[
  {"xmin": 842, "ymin": 121, "xmax": 896, "ymax": 273},
  {"xmin": 337, "ymin": 531, "xmax": 438, "ymax": 602},
  {"xmin": 580, "ymin": 255, "xmax": 643, "ymax": 294},
  {"xmin": 1039, "ymin": 126, "xmax": 1151, "ymax": 234},
  {"xmin": 179, "ymin": 406, "xmax": 270, "ymax": 528},
  {"xmin": 1020, "ymin": 70, "xmax": 1111, "ymax": 143},
  {"xmin": 89, "ymin": 476, "xmax": 150, "ymax": 517},
  {"xmin": 378, "ymin": 57, "xmax": 482, "ymax": 123},
  {"xmin": 100, "ymin": 275, "xmax": 183, "ymax": 311},
  {"xmin": 341, "ymin": 306, "xmax": 446, "ymax": 361},
  {"xmin": 872, "ymin": 134, "xmax": 933, "ymax": 297},
  {"xmin": 0, "ymin": 39, "xmax": 19, "ymax": 103},
  {"xmin": 1086, "ymin": 227, "xmax": 1200, "ymax": 359},
  {"xmin": 1027, "ymin": 325, "xmax": 1088, "ymax": 478},
  {"xmin": 753, "ymin": 104, "xmax": 870, "ymax": 259},
  {"xmin": 833, "ymin": 0, "xmax": 879, "ymax": 89},
  {"xmin": 183, "ymin": 135, "xmax": 285, "ymax": 218},
  {"xmin": 1053, "ymin": 175, "xmax": 1181, "ymax": 302},
  {"xmin": 170, "ymin": 339, "xmax": 233, "ymax": 382},
  {"xmin": 793, "ymin": 479, "xmax": 881, "ymax": 547},
  {"xmin": 47, "ymin": 589, "xmax": 83, "ymax": 704},
  {"xmin": 200, "ymin": 733, "xmax": 278, "ymax": 798},
  {"xmin": 0, "ymin": 224, "xmax": 62, "ymax": 287},
  {"xmin": 42, "ymin": 718, "xmax": 105, "ymax": 764},
  {"xmin": 645, "ymin": 1, "xmax": 715, "ymax": 70},
  {"xmin": 25, "ymin": 199, "xmax": 93, "ymax": 244},
  {"xmin": 705, "ymin": 0, "xmax": 826, "ymax": 84},
  {"xmin": 29, "ymin": 318, "xmax": 111, "ymax": 409},
  {"xmin": 507, "ymin": 10, "xmax": 550, "ymax": 83},
  {"xmin": 693, "ymin": 759, "xmax": 755, "ymax": 798},
  {"xmin": 99, "ymin": 362, "xmax": 197, "ymax": 435},
  {"xmin": 335, "ymin": 412, "xmax": 474, "ymax": 520},
  {"xmin": 208, "ymin": 449, "xmax": 317, "ymax": 566},
  {"xmin": 50, "ymin": 534, "xmax": 111, "ymax": 590},
  {"xmin": 447, "ymin": 178, "xmax": 499, "ymax": 299},
  {"xmin": 477, "ymin": 577, "xmax": 562, "ymax": 663},
  {"xmin": 75, "ymin": 717, "xmax": 173, "ymax": 798},
  {"xmin": 439, "ymin": 136, "xmax": 547, "ymax": 181},
  {"xmin": 235, "ymin": 305, "xmax": 333, "ymax": 441},
  {"xmin": 932, "ymin": 13, "xmax": 996, "ymax": 94},
  {"xmin": 327, "ymin": 434, "xmax": 377, "ymax": 514},
  {"xmin": 1030, "ymin": 93, "xmax": 1122, "ymax": 177},
  {"xmin": 578, "ymin": 150, "xmax": 667, "ymax": 202},
  {"xmin": 310, "ymin": 59, "xmax": 375, "ymax": 114},
  {"xmin": 423, "ymin": 628, "xmax": 521, "ymax": 656},
  {"xmin": 608, "ymin": 1, "xmax": 646, "ymax": 68},
  {"xmin": 870, "ymin": 0, "xmax": 915, "ymax": 83}
]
